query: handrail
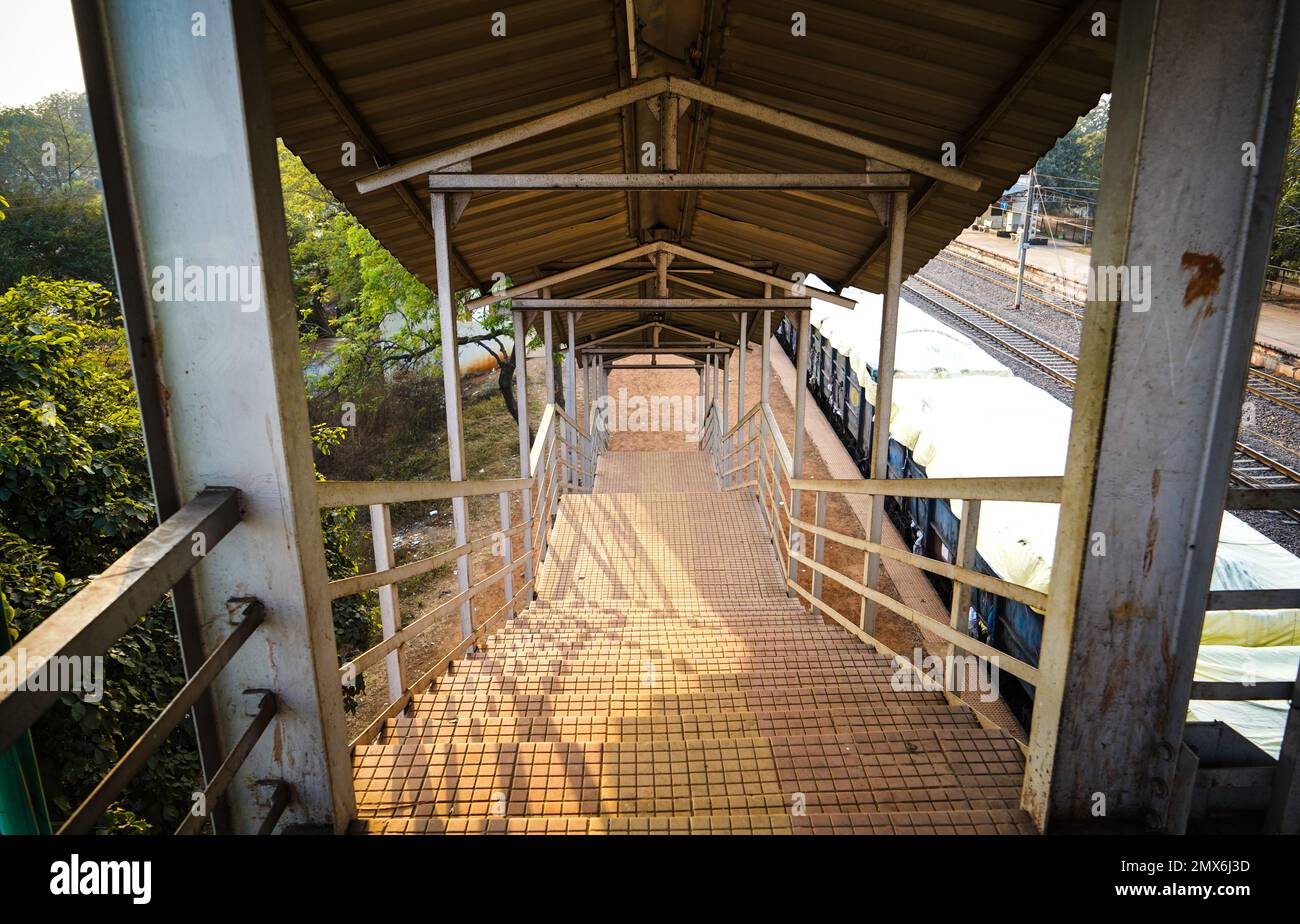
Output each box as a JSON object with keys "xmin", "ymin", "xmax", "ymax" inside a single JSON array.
[
  {"xmin": 529, "ymin": 402, "xmax": 557, "ymax": 476},
  {"xmin": 0, "ymin": 487, "xmax": 242, "ymax": 755},
  {"xmin": 329, "ymin": 390, "xmax": 609, "ymax": 748},
  {"xmin": 59, "ymin": 598, "xmax": 266, "ymax": 834},
  {"xmin": 316, "ymin": 476, "xmax": 531, "ymax": 508},
  {"xmin": 722, "ymin": 400, "xmax": 763, "ymax": 442},
  {"xmin": 553, "ymin": 403, "xmax": 589, "ymax": 438},
  {"xmin": 762, "ymin": 403, "xmax": 794, "ymax": 476},
  {"xmin": 789, "ymin": 474, "xmax": 1064, "ymax": 504},
  {"xmin": 0, "ymin": 486, "xmax": 290, "ymax": 834}
]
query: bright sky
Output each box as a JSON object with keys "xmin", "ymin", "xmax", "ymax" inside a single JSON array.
[{"xmin": 0, "ymin": 0, "xmax": 84, "ymax": 108}]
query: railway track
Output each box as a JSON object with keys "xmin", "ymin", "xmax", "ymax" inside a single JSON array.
[
  {"xmin": 905, "ymin": 274, "xmax": 1300, "ymax": 524},
  {"xmin": 934, "ymin": 247, "xmax": 1300, "ymax": 416},
  {"xmin": 934, "ymin": 251, "xmax": 1084, "ymax": 320}
]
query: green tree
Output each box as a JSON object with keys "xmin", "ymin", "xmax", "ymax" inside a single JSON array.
[
  {"xmin": 1036, "ymin": 94, "xmax": 1108, "ymax": 185},
  {"xmin": 0, "ymin": 276, "xmax": 378, "ymax": 832},
  {"xmin": 278, "ymin": 145, "xmax": 540, "ymax": 420},
  {"xmin": 0, "ymin": 93, "xmax": 115, "ymax": 293},
  {"xmin": 1270, "ymin": 97, "xmax": 1300, "ymax": 269}
]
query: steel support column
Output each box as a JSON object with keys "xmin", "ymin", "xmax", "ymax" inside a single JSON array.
[
  {"xmin": 75, "ymin": 0, "xmax": 353, "ymax": 832},
  {"xmin": 542, "ymin": 304, "xmax": 556, "ymax": 404},
  {"xmin": 565, "ymin": 311, "xmax": 578, "ymax": 489},
  {"xmin": 1022, "ymin": 0, "xmax": 1300, "ymax": 832},
  {"xmin": 761, "ymin": 287, "xmax": 772, "ymax": 406},
  {"xmin": 512, "ymin": 310, "xmax": 534, "ymax": 583},
  {"xmin": 789, "ymin": 309, "xmax": 810, "ymax": 583},
  {"xmin": 431, "ymin": 193, "xmax": 471, "ymax": 640},
  {"xmin": 862, "ymin": 192, "xmax": 907, "ymax": 632}
]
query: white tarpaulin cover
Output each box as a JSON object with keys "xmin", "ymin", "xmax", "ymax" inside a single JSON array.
[{"xmin": 809, "ymin": 282, "xmax": 1300, "ymax": 755}]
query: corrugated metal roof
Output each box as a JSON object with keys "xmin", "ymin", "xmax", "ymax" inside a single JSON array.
[{"xmin": 265, "ymin": 0, "xmax": 1116, "ymax": 345}]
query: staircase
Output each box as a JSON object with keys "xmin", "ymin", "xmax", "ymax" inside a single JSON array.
[{"xmin": 351, "ymin": 450, "xmax": 1035, "ymax": 834}]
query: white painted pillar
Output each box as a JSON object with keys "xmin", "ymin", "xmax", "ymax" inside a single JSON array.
[
  {"xmin": 565, "ymin": 311, "xmax": 578, "ymax": 489},
  {"xmin": 1023, "ymin": 0, "xmax": 1300, "ymax": 833},
  {"xmin": 738, "ymin": 312, "xmax": 749, "ymax": 484},
  {"xmin": 862, "ymin": 191, "xmax": 907, "ymax": 633},
  {"xmin": 512, "ymin": 310, "xmax": 534, "ymax": 583},
  {"xmin": 542, "ymin": 305, "xmax": 556, "ymax": 405},
  {"xmin": 76, "ymin": 0, "xmax": 353, "ymax": 832},
  {"xmin": 789, "ymin": 309, "xmax": 810, "ymax": 583},
  {"xmin": 431, "ymin": 193, "xmax": 471, "ymax": 641},
  {"xmin": 761, "ymin": 287, "xmax": 772, "ymax": 407},
  {"xmin": 368, "ymin": 505, "xmax": 403, "ymax": 705}
]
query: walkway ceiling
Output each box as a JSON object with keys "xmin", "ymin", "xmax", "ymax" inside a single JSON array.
[{"xmin": 265, "ymin": 0, "xmax": 1117, "ymax": 349}]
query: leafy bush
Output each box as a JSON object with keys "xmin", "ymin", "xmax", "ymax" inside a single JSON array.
[{"xmin": 1, "ymin": 278, "xmax": 377, "ymax": 831}]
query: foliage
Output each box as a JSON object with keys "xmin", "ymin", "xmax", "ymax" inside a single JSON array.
[
  {"xmin": 278, "ymin": 145, "xmax": 536, "ymax": 418},
  {"xmin": 312, "ymin": 424, "xmax": 382, "ymax": 713},
  {"xmin": 0, "ymin": 277, "xmax": 197, "ymax": 833},
  {"xmin": 1035, "ymin": 94, "xmax": 1108, "ymax": 186},
  {"xmin": 0, "ymin": 93, "xmax": 115, "ymax": 293},
  {"xmin": 1271, "ymin": 98, "xmax": 1300, "ymax": 269},
  {"xmin": 0, "ymin": 277, "xmax": 378, "ymax": 831}
]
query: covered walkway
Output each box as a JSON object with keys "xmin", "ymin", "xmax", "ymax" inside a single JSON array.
[
  {"xmin": 4, "ymin": 0, "xmax": 1296, "ymax": 839},
  {"xmin": 352, "ymin": 450, "xmax": 1031, "ymax": 834}
]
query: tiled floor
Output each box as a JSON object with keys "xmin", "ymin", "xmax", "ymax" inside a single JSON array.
[{"xmin": 351, "ymin": 450, "xmax": 1035, "ymax": 835}]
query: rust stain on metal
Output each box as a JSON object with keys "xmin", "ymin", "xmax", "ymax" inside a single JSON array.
[
  {"xmin": 1143, "ymin": 470, "xmax": 1160, "ymax": 575},
  {"xmin": 1180, "ymin": 251, "xmax": 1223, "ymax": 316},
  {"xmin": 1111, "ymin": 600, "xmax": 1141, "ymax": 620}
]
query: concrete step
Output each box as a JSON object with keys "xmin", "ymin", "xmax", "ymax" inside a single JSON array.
[
  {"xmin": 352, "ymin": 808, "xmax": 1037, "ymax": 835},
  {"xmin": 427, "ymin": 667, "xmax": 908, "ymax": 696},
  {"xmin": 409, "ymin": 685, "xmax": 954, "ymax": 720},
  {"xmin": 351, "ymin": 728, "xmax": 1026, "ymax": 820},
  {"xmin": 452, "ymin": 649, "xmax": 898, "ymax": 677},
  {"xmin": 382, "ymin": 703, "xmax": 981, "ymax": 744}
]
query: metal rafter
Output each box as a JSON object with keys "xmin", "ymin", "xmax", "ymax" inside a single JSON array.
[{"xmin": 262, "ymin": 0, "xmax": 481, "ymax": 288}]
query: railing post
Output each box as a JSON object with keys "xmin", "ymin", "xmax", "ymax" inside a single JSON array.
[
  {"xmin": 498, "ymin": 491, "xmax": 515, "ymax": 618},
  {"xmin": 512, "ymin": 310, "xmax": 534, "ymax": 583},
  {"xmin": 1265, "ymin": 664, "xmax": 1300, "ymax": 833},
  {"xmin": 737, "ymin": 312, "xmax": 748, "ymax": 477},
  {"xmin": 862, "ymin": 190, "xmax": 908, "ymax": 632},
  {"xmin": 789, "ymin": 308, "xmax": 810, "ymax": 583},
  {"xmin": 368, "ymin": 504, "xmax": 404, "ymax": 705},
  {"xmin": 431, "ymin": 193, "xmax": 472, "ymax": 643},
  {"xmin": 565, "ymin": 311, "xmax": 578, "ymax": 492},
  {"xmin": 811, "ymin": 491, "xmax": 828, "ymax": 601},
  {"xmin": 944, "ymin": 498, "xmax": 981, "ymax": 695}
]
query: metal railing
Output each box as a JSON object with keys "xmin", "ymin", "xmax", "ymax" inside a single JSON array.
[
  {"xmin": 704, "ymin": 399, "xmax": 1060, "ymax": 704},
  {"xmin": 707, "ymin": 403, "xmax": 1300, "ymax": 833},
  {"xmin": 1177, "ymin": 484, "xmax": 1300, "ymax": 834},
  {"xmin": 320, "ymin": 401, "xmax": 606, "ymax": 749},
  {"xmin": 0, "ymin": 488, "xmax": 288, "ymax": 835}
]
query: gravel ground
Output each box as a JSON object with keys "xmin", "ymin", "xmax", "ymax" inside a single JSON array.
[{"xmin": 913, "ymin": 250, "xmax": 1300, "ymax": 556}]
